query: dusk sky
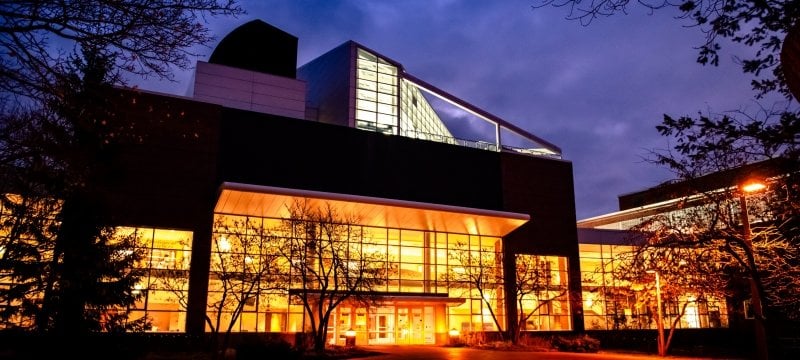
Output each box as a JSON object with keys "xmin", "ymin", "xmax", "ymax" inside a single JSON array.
[{"xmin": 136, "ymin": 0, "xmax": 770, "ymax": 220}]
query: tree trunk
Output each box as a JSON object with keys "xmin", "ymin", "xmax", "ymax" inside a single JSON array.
[{"xmin": 53, "ymin": 195, "xmax": 98, "ymax": 335}]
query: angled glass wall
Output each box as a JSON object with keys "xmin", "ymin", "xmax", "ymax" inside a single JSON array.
[
  {"xmin": 352, "ymin": 47, "xmax": 561, "ymax": 159},
  {"xmin": 399, "ymin": 79, "xmax": 453, "ymax": 142},
  {"xmin": 355, "ymin": 47, "xmax": 455, "ymax": 143}
]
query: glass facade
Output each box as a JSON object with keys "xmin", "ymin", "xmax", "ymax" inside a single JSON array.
[
  {"xmin": 355, "ymin": 47, "xmax": 454, "ymax": 144},
  {"xmin": 515, "ymin": 255, "xmax": 572, "ymax": 331},
  {"xmin": 580, "ymin": 243, "xmax": 728, "ymax": 330},
  {"xmin": 208, "ymin": 211, "xmax": 514, "ymax": 343},
  {"xmin": 0, "ymin": 195, "xmax": 55, "ymax": 329},
  {"xmin": 355, "ymin": 48, "xmax": 399, "ymax": 135},
  {"xmin": 0, "ymin": 202, "xmax": 192, "ymax": 332},
  {"xmin": 399, "ymin": 79, "xmax": 453, "ymax": 142},
  {"xmin": 120, "ymin": 226, "xmax": 193, "ymax": 332}
]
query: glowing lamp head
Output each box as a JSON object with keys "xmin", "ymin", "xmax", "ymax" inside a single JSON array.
[
  {"xmin": 741, "ymin": 181, "xmax": 766, "ymax": 193},
  {"xmin": 646, "ymin": 269, "xmax": 657, "ymax": 274},
  {"xmin": 217, "ymin": 236, "xmax": 232, "ymax": 252},
  {"xmin": 449, "ymin": 328, "xmax": 460, "ymax": 337},
  {"xmin": 345, "ymin": 328, "xmax": 356, "ymax": 337}
]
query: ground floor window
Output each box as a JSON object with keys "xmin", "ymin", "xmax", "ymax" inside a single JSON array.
[
  {"xmin": 206, "ymin": 211, "xmax": 509, "ymax": 339},
  {"xmin": 580, "ymin": 243, "xmax": 728, "ymax": 330},
  {"xmin": 516, "ymin": 255, "xmax": 571, "ymax": 331},
  {"xmin": 119, "ymin": 227, "xmax": 193, "ymax": 332}
]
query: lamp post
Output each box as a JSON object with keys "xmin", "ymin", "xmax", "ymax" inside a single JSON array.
[
  {"xmin": 646, "ymin": 269, "xmax": 665, "ymax": 357},
  {"xmin": 739, "ymin": 181, "xmax": 769, "ymax": 360},
  {"xmin": 345, "ymin": 328, "xmax": 356, "ymax": 348},
  {"xmin": 448, "ymin": 328, "xmax": 460, "ymax": 346}
]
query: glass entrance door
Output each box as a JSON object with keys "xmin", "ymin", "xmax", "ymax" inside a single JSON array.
[
  {"xmin": 366, "ymin": 304, "xmax": 437, "ymax": 345},
  {"xmin": 395, "ymin": 306, "xmax": 427, "ymax": 344},
  {"xmin": 368, "ymin": 307, "xmax": 395, "ymax": 344},
  {"xmin": 410, "ymin": 308, "xmax": 424, "ymax": 344}
]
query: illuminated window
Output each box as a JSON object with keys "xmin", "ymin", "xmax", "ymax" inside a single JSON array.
[
  {"xmin": 516, "ymin": 255, "xmax": 571, "ymax": 331},
  {"xmin": 399, "ymin": 79, "xmax": 453, "ymax": 142},
  {"xmin": 209, "ymin": 211, "xmax": 508, "ymax": 335},
  {"xmin": 578, "ymin": 243, "xmax": 728, "ymax": 330},
  {"xmin": 355, "ymin": 48, "xmax": 398, "ymax": 135},
  {"xmin": 123, "ymin": 227, "xmax": 193, "ymax": 332}
]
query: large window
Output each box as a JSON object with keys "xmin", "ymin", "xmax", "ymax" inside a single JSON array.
[
  {"xmin": 355, "ymin": 48, "xmax": 398, "ymax": 135},
  {"xmin": 206, "ymin": 215, "xmax": 288, "ymax": 332},
  {"xmin": 516, "ymin": 255, "xmax": 571, "ymax": 331},
  {"xmin": 580, "ymin": 243, "xmax": 728, "ymax": 330},
  {"xmin": 120, "ymin": 227, "xmax": 193, "ymax": 332},
  {"xmin": 209, "ymin": 211, "xmax": 506, "ymax": 334},
  {"xmin": 399, "ymin": 80, "xmax": 452, "ymax": 142}
]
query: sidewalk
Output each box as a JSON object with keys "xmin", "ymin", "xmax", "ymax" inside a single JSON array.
[{"xmin": 355, "ymin": 345, "xmax": 748, "ymax": 360}]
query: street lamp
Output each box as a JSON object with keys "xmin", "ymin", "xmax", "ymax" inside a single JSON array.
[
  {"xmin": 739, "ymin": 180, "xmax": 769, "ymax": 360},
  {"xmin": 448, "ymin": 328, "xmax": 460, "ymax": 346},
  {"xmin": 646, "ymin": 269, "xmax": 665, "ymax": 357},
  {"xmin": 345, "ymin": 328, "xmax": 356, "ymax": 347}
]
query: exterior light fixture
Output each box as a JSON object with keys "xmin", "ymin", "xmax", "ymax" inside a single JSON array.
[
  {"xmin": 738, "ymin": 180, "xmax": 768, "ymax": 360},
  {"xmin": 448, "ymin": 328, "xmax": 461, "ymax": 346},
  {"xmin": 217, "ymin": 236, "xmax": 231, "ymax": 252},
  {"xmin": 741, "ymin": 181, "xmax": 766, "ymax": 193},
  {"xmin": 646, "ymin": 269, "xmax": 665, "ymax": 357},
  {"xmin": 345, "ymin": 328, "xmax": 356, "ymax": 347}
]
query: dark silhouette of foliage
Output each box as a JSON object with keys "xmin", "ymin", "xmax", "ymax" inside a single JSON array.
[{"xmin": 0, "ymin": 1, "xmax": 243, "ymax": 334}]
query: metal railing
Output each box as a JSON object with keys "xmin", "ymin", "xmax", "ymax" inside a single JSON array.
[{"xmin": 355, "ymin": 121, "xmax": 561, "ymax": 159}]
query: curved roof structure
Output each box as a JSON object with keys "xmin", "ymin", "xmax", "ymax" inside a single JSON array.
[{"xmin": 209, "ymin": 20, "xmax": 298, "ymax": 78}]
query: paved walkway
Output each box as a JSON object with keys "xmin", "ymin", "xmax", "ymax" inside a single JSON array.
[{"xmin": 354, "ymin": 345, "xmax": 747, "ymax": 360}]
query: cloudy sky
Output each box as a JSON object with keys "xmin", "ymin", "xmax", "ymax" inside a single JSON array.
[{"xmin": 137, "ymin": 0, "xmax": 767, "ymax": 220}]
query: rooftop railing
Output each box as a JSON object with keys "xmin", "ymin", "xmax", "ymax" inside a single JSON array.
[
  {"xmin": 354, "ymin": 120, "xmax": 561, "ymax": 159},
  {"xmin": 400, "ymin": 128, "xmax": 561, "ymax": 159}
]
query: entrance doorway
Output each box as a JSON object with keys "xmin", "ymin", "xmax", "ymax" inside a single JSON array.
[
  {"xmin": 368, "ymin": 307, "xmax": 395, "ymax": 344},
  {"xmin": 331, "ymin": 303, "xmax": 440, "ymax": 345},
  {"xmin": 370, "ymin": 305, "xmax": 435, "ymax": 345}
]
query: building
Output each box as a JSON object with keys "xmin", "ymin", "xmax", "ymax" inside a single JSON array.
[
  {"xmin": 575, "ymin": 160, "xmax": 786, "ymax": 333},
  {"xmin": 1, "ymin": 20, "xmax": 583, "ymax": 345}
]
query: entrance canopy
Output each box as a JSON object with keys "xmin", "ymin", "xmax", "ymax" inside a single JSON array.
[{"xmin": 215, "ymin": 182, "xmax": 529, "ymax": 237}]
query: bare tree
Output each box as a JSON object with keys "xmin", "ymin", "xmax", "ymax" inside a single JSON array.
[
  {"xmin": 277, "ymin": 200, "xmax": 387, "ymax": 353},
  {"xmin": 511, "ymin": 254, "xmax": 569, "ymax": 344},
  {"xmin": 446, "ymin": 241, "xmax": 505, "ymax": 341},
  {"xmin": 154, "ymin": 216, "xmax": 288, "ymax": 357},
  {"xmin": 0, "ymin": 0, "xmax": 243, "ymax": 335},
  {"xmin": 0, "ymin": 0, "xmax": 244, "ymax": 101},
  {"xmin": 613, "ymin": 214, "xmax": 730, "ymax": 355}
]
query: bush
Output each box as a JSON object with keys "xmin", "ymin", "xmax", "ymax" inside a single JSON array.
[
  {"xmin": 519, "ymin": 335, "xmax": 554, "ymax": 350},
  {"xmin": 552, "ymin": 334, "xmax": 600, "ymax": 353},
  {"xmin": 235, "ymin": 334, "xmax": 298, "ymax": 360}
]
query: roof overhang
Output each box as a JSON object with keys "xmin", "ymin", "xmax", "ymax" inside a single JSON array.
[{"xmin": 215, "ymin": 182, "xmax": 529, "ymax": 237}]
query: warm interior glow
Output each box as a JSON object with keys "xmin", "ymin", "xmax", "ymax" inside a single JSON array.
[
  {"xmin": 217, "ymin": 236, "xmax": 231, "ymax": 252},
  {"xmin": 215, "ymin": 184, "xmax": 529, "ymax": 236},
  {"xmin": 741, "ymin": 181, "xmax": 766, "ymax": 193}
]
